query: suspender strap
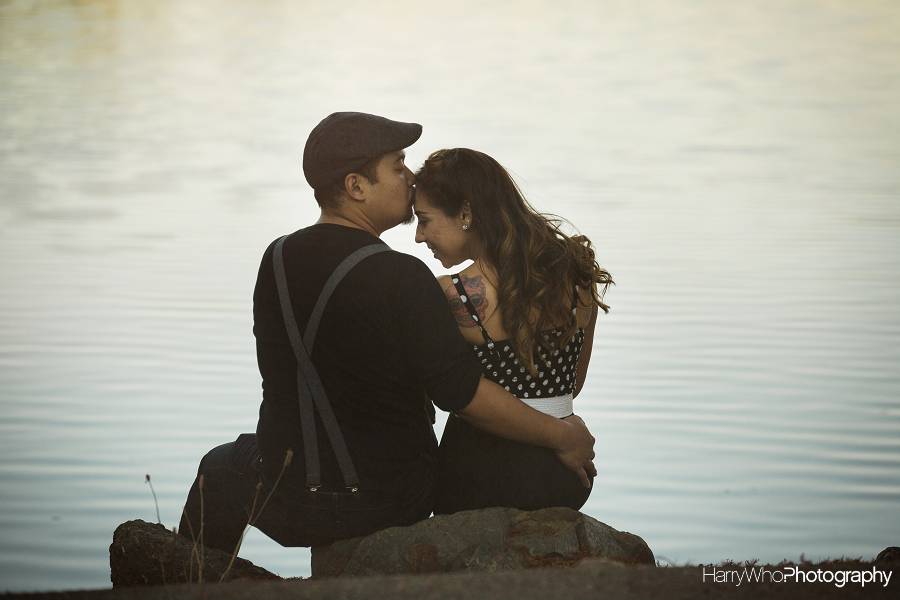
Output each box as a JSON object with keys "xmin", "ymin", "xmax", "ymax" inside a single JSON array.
[
  {"xmin": 450, "ymin": 273, "xmax": 497, "ymax": 350},
  {"xmin": 273, "ymin": 236, "xmax": 321, "ymax": 488},
  {"xmin": 304, "ymin": 244, "xmax": 392, "ymax": 351},
  {"xmin": 272, "ymin": 234, "xmax": 390, "ymax": 491}
]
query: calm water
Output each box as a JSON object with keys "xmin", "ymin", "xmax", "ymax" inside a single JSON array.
[{"xmin": 1, "ymin": 0, "xmax": 899, "ymax": 592}]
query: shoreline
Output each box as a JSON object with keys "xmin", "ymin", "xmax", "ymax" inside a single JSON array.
[{"xmin": 4, "ymin": 556, "xmax": 894, "ymax": 600}]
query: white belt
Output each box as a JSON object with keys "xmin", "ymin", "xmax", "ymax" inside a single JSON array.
[{"xmin": 522, "ymin": 393, "xmax": 574, "ymax": 419}]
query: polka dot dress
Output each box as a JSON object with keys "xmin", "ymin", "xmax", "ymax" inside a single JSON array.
[{"xmin": 450, "ymin": 274, "xmax": 584, "ymax": 399}]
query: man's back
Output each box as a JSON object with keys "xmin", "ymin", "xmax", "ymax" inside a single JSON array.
[{"xmin": 253, "ymin": 223, "xmax": 482, "ymax": 493}]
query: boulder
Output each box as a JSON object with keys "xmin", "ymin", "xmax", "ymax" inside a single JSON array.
[
  {"xmin": 311, "ymin": 507, "xmax": 654, "ymax": 577},
  {"xmin": 875, "ymin": 546, "xmax": 900, "ymax": 566},
  {"xmin": 109, "ymin": 519, "xmax": 279, "ymax": 587}
]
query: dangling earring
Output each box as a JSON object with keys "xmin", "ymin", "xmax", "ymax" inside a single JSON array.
[{"xmin": 462, "ymin": 223, "xmax": 470, "ymax": 231}]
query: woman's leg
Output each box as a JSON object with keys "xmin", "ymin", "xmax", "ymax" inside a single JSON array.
[{"xmin": 436, "ymin": 417, "xmax": 592, "ymax": 514}]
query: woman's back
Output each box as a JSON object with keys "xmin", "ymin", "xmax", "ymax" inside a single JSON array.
[
  {"xmin": 433, "ymin": 263, "xmax": 598, "ymax": 515},
  {"xmin": 438, "ymin": 263, "xmax": 598, "ymax": 401}
]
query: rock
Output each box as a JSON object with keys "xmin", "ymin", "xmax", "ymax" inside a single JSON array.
[
  {"xmin": 311, "ymin": 507, "xmax": 654, "ymax": 577},
  {"xmin": 109, "ymin": 519, "xmax": 280, "ymax": 587},
  {"xmin": 875, "ymin": 546, "xmax": 900, "ymax": 566}
]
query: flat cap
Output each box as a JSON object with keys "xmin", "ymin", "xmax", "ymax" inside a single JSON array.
[{"xmin": 302, "ymin": 112, "xmax": 422, "ymax": 190}]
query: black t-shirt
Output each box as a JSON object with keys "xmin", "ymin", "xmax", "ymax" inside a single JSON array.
[{"xmin": 253, "ymin": 223, "xmax": 482, "ymax": 493}]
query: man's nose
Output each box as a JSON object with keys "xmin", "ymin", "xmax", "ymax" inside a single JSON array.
[
  {"xmin": 414, "ymin": 228, "xmax": 425, "ymax": 244},
  {"xmin": 406, "ymin": 166, "xmax": 415, "ymax": 185}
]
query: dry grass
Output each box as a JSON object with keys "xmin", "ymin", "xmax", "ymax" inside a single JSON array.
[
  {"xmin": 150, "ymin": 448, "xmax": 295, "ymax": 584},
  {"xmin": 219, "ymin": 449, "xmax": 294, "ymax": 582}
]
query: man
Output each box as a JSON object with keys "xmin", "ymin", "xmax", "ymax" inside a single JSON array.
[{"xmin": 179, "ymin": 112, "xmax": 595, "ymax": 552}]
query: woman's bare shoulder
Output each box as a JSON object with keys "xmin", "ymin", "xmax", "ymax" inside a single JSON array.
[
  {"xmin": 433, "ymin": 273, "xmax": 478, "ymax": 330},
  {"xmin": 458, "ymin": 263, "xmax": 498, "ymax": 293},
  {"xmin": 455, "ymin": 265, "xmax": 496, "ymax": 320},
  {"xmin": 436, "ymin": 274, "xmax": 454, "ymax": 293}
]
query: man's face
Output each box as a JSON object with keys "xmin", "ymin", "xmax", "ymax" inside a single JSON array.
[{"xmin": 365, "ymin": 150, "xmax": 415, "ymax": 229}]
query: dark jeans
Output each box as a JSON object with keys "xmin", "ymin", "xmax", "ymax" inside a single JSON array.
[{"xmin": 178, "ymin": 434, "xmax": 433, "ymax": 552}]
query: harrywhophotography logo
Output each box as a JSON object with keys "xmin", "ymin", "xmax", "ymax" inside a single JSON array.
[{"xmin": 702, "ymin": 565, "xmax": 892, "ymax": 589}]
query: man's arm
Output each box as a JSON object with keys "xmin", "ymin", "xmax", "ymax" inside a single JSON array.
[{"xmin": 457, "ymin": 377, "xmax": 596, "ymax": 487}]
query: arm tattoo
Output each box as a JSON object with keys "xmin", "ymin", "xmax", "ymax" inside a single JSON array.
[
  {"xmin": 462, "ymin": 274, "xmax": 490, "ymax": 321},
  {"xmin": 448, "ymin": 295, "xmax": 476, "ymax": 328},
  {"xmin": 443, "ymin": 274, "xmax": 490, "ymax": 328}
]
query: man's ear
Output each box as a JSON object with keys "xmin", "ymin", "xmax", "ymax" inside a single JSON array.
[{"xmin": 344, "ymin": 173, "xmax": 367, "ymax": 202}]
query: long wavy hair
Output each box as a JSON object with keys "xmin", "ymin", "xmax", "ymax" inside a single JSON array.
[{"xmin": 415, "ymin": 148, "xmax": 613, "ymax": 375}]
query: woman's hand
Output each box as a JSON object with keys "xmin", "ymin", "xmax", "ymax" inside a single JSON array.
[{"xmin": 555, "ymin": 414, "xmax": 597, "ymax": 488}]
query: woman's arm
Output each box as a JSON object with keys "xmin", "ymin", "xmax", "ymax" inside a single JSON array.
[{"xmin": 573, "ymin": 303, "xmax": 598, "ymax": 399}]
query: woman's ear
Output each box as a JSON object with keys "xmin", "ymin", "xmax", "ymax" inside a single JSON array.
[{"xmin": 460, "ymin": 202, "xmax": 473, "ymax": 227}]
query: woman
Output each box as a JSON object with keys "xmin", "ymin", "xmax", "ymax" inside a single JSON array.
[{"xmin": 413, "ymin": 148, "xmax": 613, "ymax": 515}]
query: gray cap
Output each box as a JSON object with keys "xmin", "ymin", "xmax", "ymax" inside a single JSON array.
[{"xmin": 302, "ymin": 112, "xmax": 422, "ymax": 190}]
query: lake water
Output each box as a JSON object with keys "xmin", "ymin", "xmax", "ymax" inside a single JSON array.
[{"xmin": 1, "ymin": 0, "xmax": 899, "ymax": 592}]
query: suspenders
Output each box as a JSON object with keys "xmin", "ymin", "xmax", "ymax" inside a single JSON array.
[{"xmin": 272, "ymin": 234, "xmax": 390, "ymax": 492}]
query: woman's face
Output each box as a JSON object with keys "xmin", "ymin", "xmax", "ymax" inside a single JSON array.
[{"xmin": 414, "ymin": 189, "xmax": 471, "ymax": 268}]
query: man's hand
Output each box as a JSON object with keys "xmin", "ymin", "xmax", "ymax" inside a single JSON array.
[{"xmin": 555, "ymin": 414, "xmax": 596, "ymax": 488}]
